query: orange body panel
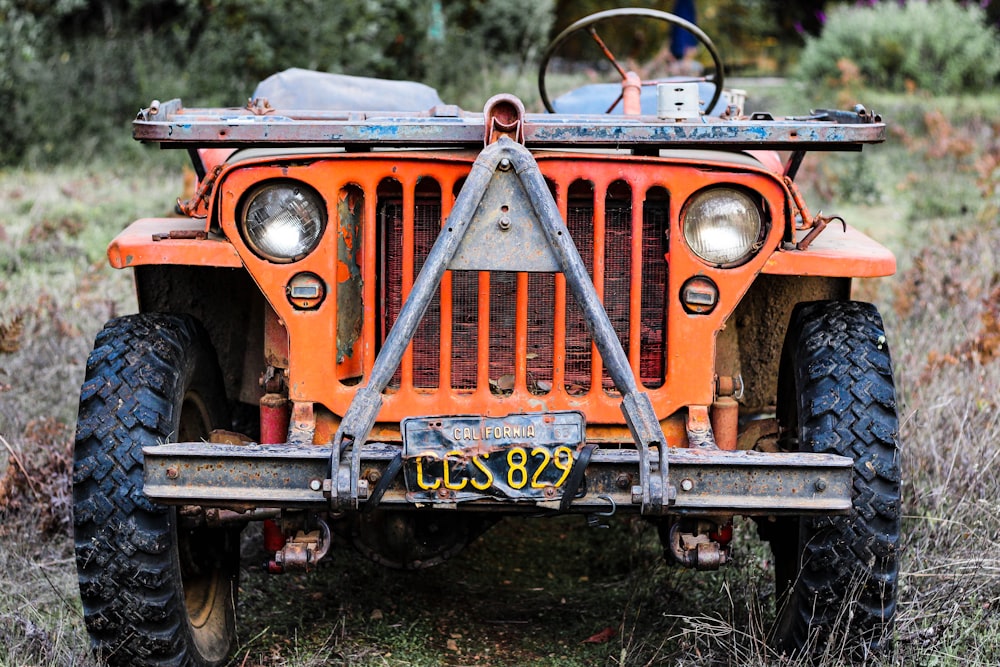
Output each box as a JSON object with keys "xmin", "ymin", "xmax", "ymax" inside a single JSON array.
[
  {"xmin": 110, "ymin": 149, "xmax": 896, "ymax": 432},
  {"xmin": 108, "ymin": 218, "xmax": 241, "ymax": 268},
  {"xmin": 763, "ymin": 225, "xmax": 896, "ymax": 277},
  {"xmin": 212, "ymin": 152, "xmax": 788, "ymax": 425}
]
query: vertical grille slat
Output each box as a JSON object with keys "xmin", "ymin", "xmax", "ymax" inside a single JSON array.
[
  {"xmin": 411, "ymin": 187, "xmax": 442, "ymax": 389},
  {"xmin": 528, "ymin": 273, "xmax": 556, "ymax": 392},
  {"xmin": 400, "ymin": 182, "xmax": 415, "ymax": 388},
  {"xmin": 628, "ymin": 187, "xmax": 644, "ymax": 374},
  {"xmin": 379, "ymin": 166, "xmax": 669, "ymax": 396},
  {"xmin": 641, "ymin": 187, "xmax": 669, "ymax": 388},
  {"xmin": 514, "ymin": 272, "xmax": 530, "ymax": 391},
  {"xmin": 450, "ymin": 270, "xmax": 479, "ymax": 390},
  {"xmin": 603, "ymin": 181, "xmax": 633, "ymax": 392},
  {"xmin": 476, "ymin": 272, "xmax": 491, "ymax": 390},
  {"xmin": 564, "ymin": 185, "xmax": 594, "ymax": 394},
  {"xmin": 487, "ymin": 271, "xmax": 516, "ymax": 389},
  {"xmin": 382, "ymin": 180, "xmax": 442, "ymax": 389},
  {"xmin": 552, "ymin": 181, "xmax": 568, "ymax": 392},
  {"xmin": 438, "ymin": 184, "xmax": 456, "ymax": 390}
]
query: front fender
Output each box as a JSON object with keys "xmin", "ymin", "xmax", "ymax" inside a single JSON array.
[{"xmin": 108, "ymin": 218, "xmax": 242, "ymax": 269}]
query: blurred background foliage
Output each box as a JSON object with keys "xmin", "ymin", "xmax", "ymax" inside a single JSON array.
[
  {"xmin": 796, "ymin": 2, "xmax": 1000, "ymax": 95},
  {"xmin": 0, "ymin": 0, "xmax": 998, "ymax": 166}
]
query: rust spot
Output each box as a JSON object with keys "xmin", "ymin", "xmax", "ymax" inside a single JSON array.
[{"xmin": 336, "ymin": 187, "xmax": 364, "ymax": 363}]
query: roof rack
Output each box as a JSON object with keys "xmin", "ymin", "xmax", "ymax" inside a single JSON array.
[{"xmin": 134, "ymin": 97, "xmax": 885, "ymax": 151}]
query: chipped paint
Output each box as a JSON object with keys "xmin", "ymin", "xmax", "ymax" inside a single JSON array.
[{"xmin": 336, "ymin": 187, "xmax": 364, "ymax": 363}]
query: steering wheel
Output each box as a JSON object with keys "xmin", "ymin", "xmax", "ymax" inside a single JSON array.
[{"xmin": 538, "ymin": 8, "xmax": 725, "ymax": 115}]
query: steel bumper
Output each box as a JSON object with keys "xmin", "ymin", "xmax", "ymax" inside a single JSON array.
[{"xmin": 143, "ymin": 442, "xmax": 853, "ymax": 516}]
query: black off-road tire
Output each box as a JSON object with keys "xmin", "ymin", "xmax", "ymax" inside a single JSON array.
[
  {"xmin": 768, "ymin": 301, "xmax": 901, "ymax": 655},
  {"xmin": 73, "ymin": 314, "xmax": 239, "ymax": 666}
]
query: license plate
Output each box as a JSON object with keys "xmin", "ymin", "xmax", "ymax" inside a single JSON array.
[{"xmin": 401, "ymin": 412, "xmax": 585, "ymax": 503}]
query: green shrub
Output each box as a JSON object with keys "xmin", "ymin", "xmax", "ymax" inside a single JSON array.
[
  {"xmin": 0, "ymin": 0, "xmax": 555, "ymax": 166},
  {"xmin": 429, "ymin": 0, "xmax": 554, "ymax": 109},
  {"xmin": 796, "ymin": 1, "xmax": 1000, "ymax": 94}
]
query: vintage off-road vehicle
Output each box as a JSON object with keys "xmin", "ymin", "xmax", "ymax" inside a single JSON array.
[{"xmin": 73, "ymin": 9, "xmax": 900, "ymax": 665}]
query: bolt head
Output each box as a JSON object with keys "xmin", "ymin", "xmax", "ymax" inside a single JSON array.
[
  {"xmin": 680, "ymin": 478, "xmax": 694, "ymax": 492},
  {"xmin": 165, "ymin": 467, "xmax": 179, "ymax": 480},
  {"xmin": 309, "ymin": 478, "xmax": 323, "ymax": 492},
  {"xmin": 814, "ymin": 478, "xmax": 828, "ymax": 492}
]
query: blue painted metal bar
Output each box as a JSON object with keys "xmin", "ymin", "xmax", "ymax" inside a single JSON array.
[{"xmin": 134, "ymin": 99, "xmax": 885, "ymax": 150}]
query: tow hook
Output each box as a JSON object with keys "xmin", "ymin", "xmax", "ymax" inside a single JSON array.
[
  {"xmin": 267, "ymin": 518, "xmax": 331, "ymax": 573},
  {"xmin": 585, "ymin": 494, "xmax": 617, "ymax": 529},
  {"xmin": 667, "ymin": 521, "xmax": 729, "ymax": 570},
  {"xmin": 796, "ymin": 211, "xmax": 847, "ymax": 251}
]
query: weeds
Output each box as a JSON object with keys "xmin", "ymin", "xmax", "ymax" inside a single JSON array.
[
  {"xmin": 3, "ymin": 85, "xmax": 1000, "ymax": 665},
  {"xmin": 0, "ymin": 313, "xmax": 25, "ymax": 354},
  {"xmin": 0, "ymin": 421, "xmax": 73, "ymax": 536}
]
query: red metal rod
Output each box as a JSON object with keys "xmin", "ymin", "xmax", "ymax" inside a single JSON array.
[
  {"xmin": 587, "ymin": 27, "xmax": 628, "ymax": 79},
  {"xmin": 260, "ymin": 394, "xmax": 290, "ymax": 445}
]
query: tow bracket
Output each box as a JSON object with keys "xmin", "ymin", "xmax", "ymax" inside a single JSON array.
[{"xmin": 329, "ymin": 96, "xmax": 671, "ymax": 515}]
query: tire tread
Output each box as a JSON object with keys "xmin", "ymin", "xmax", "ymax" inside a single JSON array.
[
  {"xmin": 73, "ymin": 314, "xmax": 225, "ymax": 666},
  {"xmin": 774, "ymin": 301, "xmax": 901, "ymax": 654}
]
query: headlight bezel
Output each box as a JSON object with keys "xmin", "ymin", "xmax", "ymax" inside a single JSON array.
[
  {"xmin": 238, "ymin": 179, "xmax": 328, "ymax": 263},
  {"xmin": 681, "ymin": 186, "xmax": 768, "ymax": 268}
]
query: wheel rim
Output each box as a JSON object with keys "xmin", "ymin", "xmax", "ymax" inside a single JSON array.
[
  {"xmin": 185, "ymin": 568, "xmax": 221, "ymax": 629},
  {"xmin": 177, "ymin": 390, "xmax": 234, "ymax": 661},
  {"xmin": 178, "ymin": 392, "xmax": 212, "ymax": 443}
]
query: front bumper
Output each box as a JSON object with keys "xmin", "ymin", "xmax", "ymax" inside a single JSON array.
[{"xmin": 143, "ymin": 441, "xmax": 852, "ymax": 517}]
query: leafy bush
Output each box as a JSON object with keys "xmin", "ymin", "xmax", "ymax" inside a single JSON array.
[
  {"xmin": 796, "ymin": 1, "xmax": 1000, "ymax": 94},
  {"xmin": 0, "ymin": 0, "xmax": 554, "ymax": 166}
]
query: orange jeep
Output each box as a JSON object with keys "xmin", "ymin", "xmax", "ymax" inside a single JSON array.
[{"xmin": 73, "ymin": 9, "xmax": 899, "ymax": 666}]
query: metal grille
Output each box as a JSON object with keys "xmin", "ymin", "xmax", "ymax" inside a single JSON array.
[
  {"xmin": 379, "ymin": 176, "xmax": 668, "ymax": 393},
  {"xmin": 450, "ymin": 271, "xmax": 479, "ymax": 390},
  {"xmin": 381, "ymin": 195, "xmax": 443, "ymax": 388}
]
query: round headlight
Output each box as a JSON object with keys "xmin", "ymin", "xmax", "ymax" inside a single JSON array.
[
  {"xmin": 682, "ymin": 188, "xmax": 763, "ymax": 266},
  {"xmin": 242, "ymin": 181, "xmax": 326, "ymax": 262}
]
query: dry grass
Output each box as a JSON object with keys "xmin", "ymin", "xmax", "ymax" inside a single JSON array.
[
  {"xmin": 1, "ymin": 89, "xmax": 1000, "ymax": 665},
  {"xmin": 0, "ymin": 163, "xmax": 180, "ymax": 667}
]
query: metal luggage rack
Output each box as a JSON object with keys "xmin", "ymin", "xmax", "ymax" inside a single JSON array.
[{"xmin": 134, "ymin": 97, "xmax": 885, "ymax": 151}]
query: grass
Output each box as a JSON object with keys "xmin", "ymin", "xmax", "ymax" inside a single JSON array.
[
  {"xmin": 230, "ymin": 515, "xmax": 789, "ymax": 666},
  {"xmin": 2, "ymin": 82, "xmax": 1000, "ymax": 666}
]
